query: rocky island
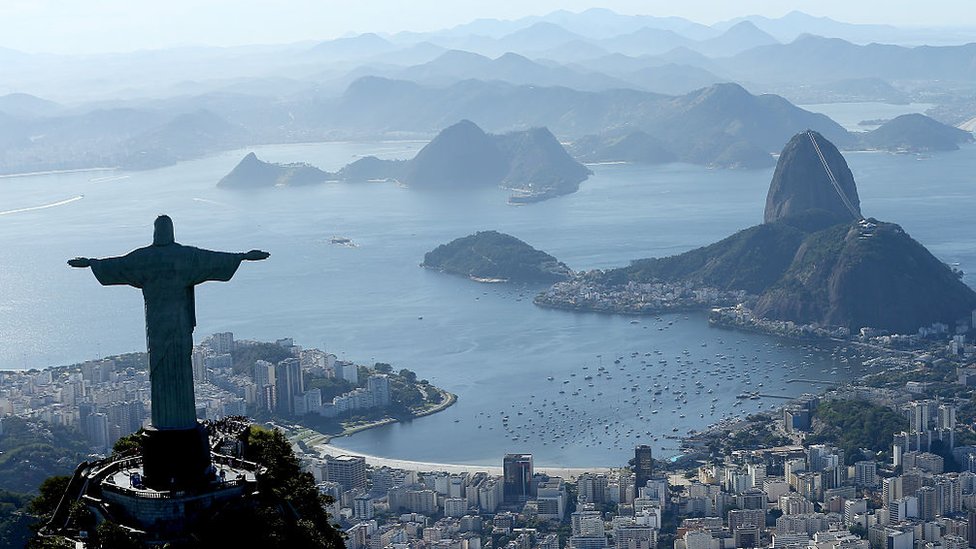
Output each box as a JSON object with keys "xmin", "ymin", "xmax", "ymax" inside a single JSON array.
[
  {"xmin": 350, "ymin": 120, "xmax": 592, "ymax": 203},
  {"xmin": 423, "ymin": 230, "xmax": 573, "ymax": 283},
  {"xmin": 537, "ymin": 130, "xmax": 976, "ymax": 335},
  {"xmin": 217, "ymin": 121, "xmax": 591, "ymax": 203},
  {"xmin": 217, "ymin": 152, "xmax": 332, "ymax": 188}
]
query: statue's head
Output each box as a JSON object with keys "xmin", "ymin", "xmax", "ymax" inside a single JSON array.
[{"xmin": 153, "ymin": 215, "xmax": 175, "ymax": 246}]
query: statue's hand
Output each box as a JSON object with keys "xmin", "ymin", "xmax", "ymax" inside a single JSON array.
[
  {"xmin": 68, "ymin": 257, "xmax": 91, "ymax": 268},
  {"xmin": 244, "ymin": 250, "xmax": 270, "ymax": 261}
]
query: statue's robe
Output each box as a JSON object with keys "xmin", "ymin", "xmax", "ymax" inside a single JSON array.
[{"xmin": 90, "ymin": 243, "xmax": 244, "ymax": 430}]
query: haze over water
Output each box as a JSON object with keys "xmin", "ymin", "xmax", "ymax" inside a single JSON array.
[{"xmin": 1, "ymin": 131, "xmax": 974, "ymax": 466}]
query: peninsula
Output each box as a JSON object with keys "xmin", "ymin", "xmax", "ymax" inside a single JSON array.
[{"xmin": 536, "ymin": 131, "xmax": 976, "ymax": 339}]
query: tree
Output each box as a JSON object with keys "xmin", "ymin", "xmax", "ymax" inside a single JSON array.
[
  {"xmin": 374, "ymin": 363, "xmax": 393, "ymax": 374},
  {"xmin": 94, "ymin": 521, "xmax": 140, "ymax": 549},
  {"xmin": 112, "ymin": 431, "xmax": 143, "ymax": 456},
  {"xmin": 398, "ymin": 369, "xmax": 417, "ymax": 383},
  {"xmin": 28, "ymin": 476, "xmax": 70, "ymax": 518}
]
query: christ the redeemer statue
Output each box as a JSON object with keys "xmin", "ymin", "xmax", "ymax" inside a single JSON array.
[
  {"xmin": 70, "ymin": 215, "xmax": 267, "ymax": 487},
  {"xmin": 69, "ymin": 215, "xmax": 269, "ymax": 430}
]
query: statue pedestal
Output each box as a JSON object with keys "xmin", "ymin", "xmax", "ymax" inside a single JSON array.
[{"xmin": 142, "ymin": 424, "xmax": 211, "ymax": 490}]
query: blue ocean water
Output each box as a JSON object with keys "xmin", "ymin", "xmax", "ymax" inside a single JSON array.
[{"xmin": 1, "ymin": 134, "xmax": 973, "ymax": 467}]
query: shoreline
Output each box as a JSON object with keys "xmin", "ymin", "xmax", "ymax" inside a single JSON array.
[{"xmin": 312, "ymin": 440, "xmax": 611, "ymax": 477}]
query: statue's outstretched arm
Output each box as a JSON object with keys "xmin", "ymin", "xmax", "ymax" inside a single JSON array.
[
  {"xmin": 243, "ymin": 250, "xmax": 270, "ymax": 261},
  {"xmin": 68, "ymin": 257, "xmax": 92, "ymax": 268}
]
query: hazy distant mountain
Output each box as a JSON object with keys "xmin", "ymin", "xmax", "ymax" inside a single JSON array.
[
  {"xmin": 769, "ymin": 77, "xmax": 911, "ymax": 105},
  {"xmin": 395, "ymin": 50, "xmax": 631, "ymax": 91},
  {"xmin": 331, "ymin": 77, "xmax": 848, "ymax": 150},
  {"xmin": 656, "ymin": 83, "xmax": 852, "ymax": 151},
  {"xmin": 527, "ymin": 40, "xmax": 610, "ymax": 63},
  {"xmin": 858, "ymin": 113, "xmax": 975, "ymax": 152},
  {"xmin": 570, "ymin": 130, "xmax": 677, "ymax": 164},
  {"xmin": 715, "ymin": 11, "xmax": 899, "ymax": 44},
  {"xmin": 307, "ymin": 33, "xmax": 396, "ymax": 60},
  {"xmin": 623, "ymin": 64, "xmax": 724, "ymax": 95},
  {"xmin": 438, "ymin": 8, "xmax": 715, "ymax": 41},
  {"xmin": 362, "ymin": 41, "xmax": 446, "ymax": 66},
  {"xmin": 0, "ymin": 107, "xmax": 168, "ymax": 174},
  {"xmin": 716, "ymin": 10, "xmax": 976, "ymax": 46},
  {"xmin": 598, "ymin": 27, "xmax": 694, "ymax": 57},
  {"xmin": 122, "ymin": 109, "xmax": 250, "ymax": 169},
  {"xmin": 721, "ymin": 35, "xmax": 976, "ymax": 84},
  {"xmin": 690, "ymin": 21, "xmax": 779, "ymax": 57},
  {"xmin": 0, "ymin": 93, "xmax": 62, "ymax": 117},
  {"xmin": 496, "ymin": 22, "xmax": 590, "ymax": 52}
]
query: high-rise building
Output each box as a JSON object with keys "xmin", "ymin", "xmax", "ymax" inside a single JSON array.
[
  {"xmin": 191, "ymin": 349, "xmax": 208, "ymax": 382},
  {"xmin": 855, "ymin": 460, "xmax": 878, "ymax": 488},
  {"xmin": 634, "ymin": 445, "xmax": 653, "ymax": 493},
  {"xmin": 326, "ymin": 455, "xmax": 367, "ymax": 491},
  {"xmin": 88, "ymin": 412, "xmax": 109, "ymax": 451},
  {"xmin": 210, "ymin": 332, "xmax": 235, "ymax": 354},
  {"xmin": 503, "ymin": 454, "xmax": 534, "ymax": 505},
  {"xmin": 274, "ymin": 358, "xmax": 304, "ymax": 415},
  {"xmin": 367, "ymin": 375, "xmax": 391, "ymax": 407},
  {"xmin": 336, "ymin": 361, "xmax": 359, "ymax": 385}
]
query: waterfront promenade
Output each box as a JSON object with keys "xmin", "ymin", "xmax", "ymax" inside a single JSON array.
[{"xmin": 313, "ymin": 441, "xmax": 611, "ymax": 478}]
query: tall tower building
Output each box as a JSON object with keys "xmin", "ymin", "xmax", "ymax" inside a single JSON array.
[
  {"xmin": 274, "ymin": 358, "xmax": 304, "ymax": 415},
  {"xmin": 634, "ymin": 445, "xmax": 653, "ymax": 493},
  {"xmin": 503, "ymin": 454, "xmax": 534, "ymax": 505},
  {"xmin": 327, "ymin": 455, "xmax": 367, "ymax": 491},
  {"xmin": 368, "ymin": 375, "xmax": 391, "ymax": 407},
  {"xmin": 210, "ymin": 332, "xmax": 235, "ymax": 354}
]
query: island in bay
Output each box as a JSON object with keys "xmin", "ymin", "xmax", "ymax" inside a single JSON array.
[
  {"xmin": 423, "ymin": 230, "xmax": 573, "ymax": 283},
  {"xmin": 217, "ymin": 120, "xmax": 592, "ymax": 203},
  {"xmin": 537, "ymin": 130, "xmax": 976, "ymax": 338}
]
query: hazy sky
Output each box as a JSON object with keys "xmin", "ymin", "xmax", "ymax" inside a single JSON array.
[{"xmin": 2, "ymin": 0, "xmax": 974, "ymax": 54}]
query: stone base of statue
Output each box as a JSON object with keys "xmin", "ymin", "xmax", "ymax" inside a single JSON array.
[
  {"xmin": 142, "ymin": 423, "xmax": 212, "ymax": 490},
  {"xmin": 43, "ymin": 418, "xmax": 263, "ymax": 543}
]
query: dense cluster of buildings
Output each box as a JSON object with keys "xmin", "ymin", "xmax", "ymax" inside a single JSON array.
[
  {"xmin": 300, "ymin": 356, "xmax": 976, "ymax": 549},
  {"xmin": 307, "ymin": 420, "xmax": 976, "ymax": 549},
  {"xmin": 535, "ymin": 279, "xmax": 746, "ymax": 315},
  {"xmin": 300, "ymin": 447, "xmax": 672, "ymax": 549},
  {"xmin": 0, "ymin": 331, "xmax": 390, "ymax": 452}
]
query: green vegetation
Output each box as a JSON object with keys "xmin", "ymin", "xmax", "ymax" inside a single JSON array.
[
  {"xmin": 189, "ymin": 425, "xmax": 344, "ymax": 549},
  {"xmin": 423, "ymin": 230, "xmax": 573, "ymax": 283},
  {"xmin": 231, "ymin": 343, "xmax": 295, "ymax": 376},
  {"xmin": 288, "ymin": 366, "xmax": 444, "ymax": 436},
  {"xmin": 607, "ymin": 221, "xmax": 810, "ymax": 294},
  {"xmin": 720, "ymin": 415, "xmax": 791, "ymax": 453},
  {"xmin": 29, "ymin": 427, "xmax": 345, "ymax": 548},
  {"xmin": 0, "ymin": 417, "xmax": 90, "ymax": 493},
  {"xmin": 808, "ymin": 400, "xmax": 907, "ymax": 462},
  {"xmin": 305, "ymin": 376, "xmax": 356, "ymax": 402},
  {"xmin": 0, "ymin": 489, "xmax": 34, "ymax": 549}
]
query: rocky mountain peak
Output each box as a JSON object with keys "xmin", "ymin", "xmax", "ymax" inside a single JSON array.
[{"xmin": 763, "ymin": 130, "xmax": 861, "ymax": 225}]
